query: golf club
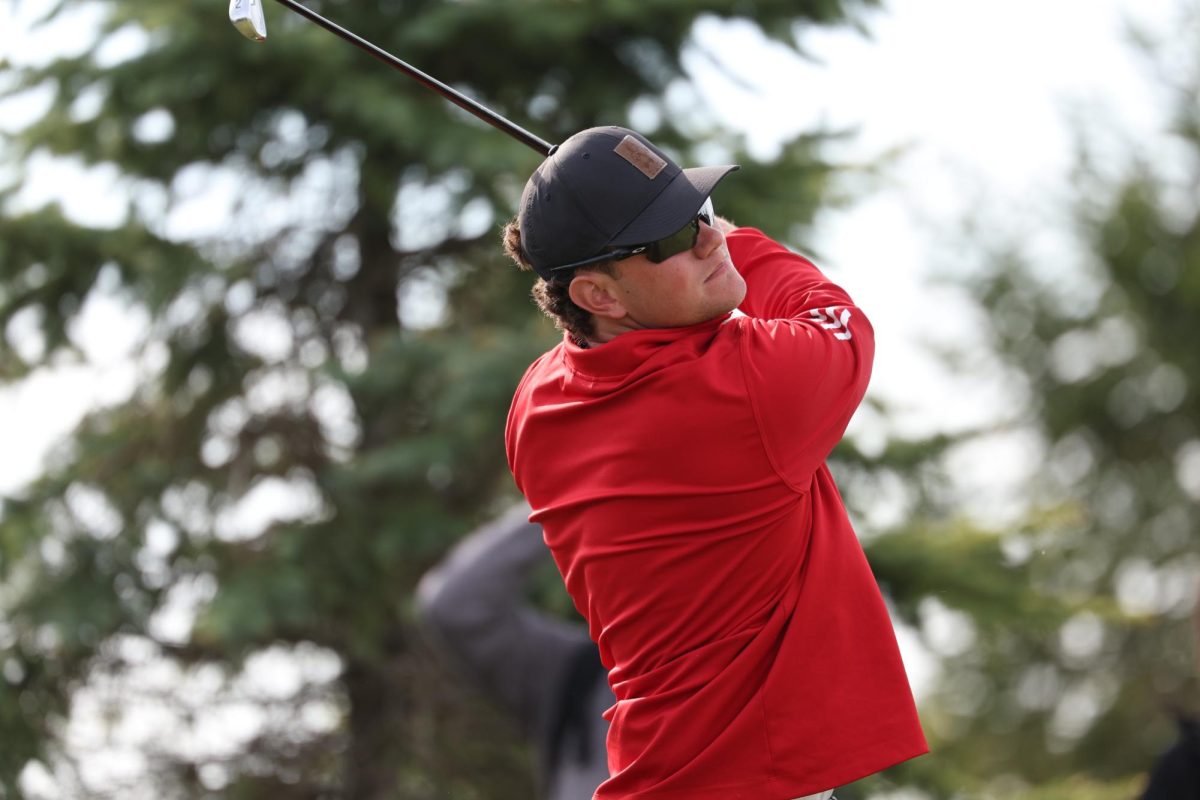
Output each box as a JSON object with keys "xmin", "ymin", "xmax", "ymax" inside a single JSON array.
[{"xmin": 228, "ymin": 0, "xmax": 555, "ymax": 156}]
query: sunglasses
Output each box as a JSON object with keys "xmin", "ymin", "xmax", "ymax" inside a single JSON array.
[{"xmin": 548, "ymin": 198, "xmax": 716, "ymax": 275}]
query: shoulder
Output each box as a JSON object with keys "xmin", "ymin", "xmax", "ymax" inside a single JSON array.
[{"xmin": 513, "ymin": 344, "xmax": 567, "ymax": 396}]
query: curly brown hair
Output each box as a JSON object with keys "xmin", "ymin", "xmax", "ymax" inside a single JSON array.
[{"xmin": 501, "ymin": 216, "xmax": 618, "ymax": 346}]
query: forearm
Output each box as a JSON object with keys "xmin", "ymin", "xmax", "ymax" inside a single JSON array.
[{"xmin": 728, "ymin": 227, "xmax": 864, "ymax": 327}]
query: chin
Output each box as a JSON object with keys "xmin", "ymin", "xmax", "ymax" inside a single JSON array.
[
  {"xmin": 721, "ymin": 275, "xmax": 748, "ymax": 311},
  {"xmin": 705, "ymin": 296, "xmax": 745, "ymax": 323}
]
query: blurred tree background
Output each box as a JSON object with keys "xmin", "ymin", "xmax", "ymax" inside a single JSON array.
[
  {"xmin": 0, "ymin": 0, "xmax": 868, "ymax": 797},
  {"xmin": 0, "ymin": 0, "xmax": 1196, "ymax": 798},
  {"xmin": 878, "ymin": 7, "xmax": 1200, "ymax": 796}
]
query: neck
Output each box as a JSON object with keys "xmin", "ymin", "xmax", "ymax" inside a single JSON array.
[{"xmin": 586, "ymin": 315, "xmax": 646, "ymax": 346}]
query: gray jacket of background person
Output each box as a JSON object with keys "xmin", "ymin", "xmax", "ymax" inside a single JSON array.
[{"xmin": 416, "ymin": 503, "xmax": 614, "ymax": 799}]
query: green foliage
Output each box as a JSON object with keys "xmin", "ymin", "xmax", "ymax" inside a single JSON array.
[
  {"xmin": 902, "ymin": 6, "xmax": 1200, "ymax": 795},
  {"xmin": 0, "ymin": 0, "xmax": 879, "ymax": 796}
]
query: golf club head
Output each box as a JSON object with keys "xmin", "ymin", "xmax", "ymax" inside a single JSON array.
[{"xmin": 230, "ymin": 0, "xmax": 267, "ymax": 42}]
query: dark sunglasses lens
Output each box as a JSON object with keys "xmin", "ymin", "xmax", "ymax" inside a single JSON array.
[
  {"xmin": 646, "ymin": 220, "xmax": 698, "ymax": 263},
  {"xmin": 644, "ymin": 199, "xmax": 715, "ymax": 263}
]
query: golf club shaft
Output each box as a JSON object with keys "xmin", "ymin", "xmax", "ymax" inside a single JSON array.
[{"xmin": 269, "ymin": 0, "xmax": 554, "ymax": 156}]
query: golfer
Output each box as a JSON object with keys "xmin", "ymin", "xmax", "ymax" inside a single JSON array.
[{"xmin": 503, "ymin": 126, "xmax": 928, "ymax": 800}]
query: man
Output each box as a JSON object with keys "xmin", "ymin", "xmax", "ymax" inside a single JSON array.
[
  {"xmin": 416, "ymin": 504, "xmax": 613, "ymax": 799},
  {"xmin": 503, "ymin": 125, "xmax": 928, "ymax": 800}
]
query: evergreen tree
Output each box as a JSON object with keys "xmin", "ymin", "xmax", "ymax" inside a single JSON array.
[
  {"xmin": 0, "ymin": 1, "xmax": 882, "ymax": 797},
  {"xmin": 901, "ymin": 6, "xmax": 1200, "ymax": 797}
]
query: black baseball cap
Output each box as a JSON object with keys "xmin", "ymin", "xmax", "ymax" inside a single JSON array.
[{"xmin": 517, "ymin": 126, "xmax": 739, "ymax": 280}]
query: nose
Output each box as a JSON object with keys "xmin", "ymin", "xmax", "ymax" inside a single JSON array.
[{"xmin": 693, "ymin": 217, "xmax": 723, "ymax": 256}]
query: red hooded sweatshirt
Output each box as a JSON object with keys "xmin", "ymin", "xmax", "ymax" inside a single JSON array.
[{"xmin": 507, "ymin": 227, "xmax": 927, "ymax": 799}]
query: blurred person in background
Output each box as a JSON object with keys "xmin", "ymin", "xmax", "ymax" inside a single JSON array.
[
  {"xmin": 417, "ymin": 502, "xmax": 613, "ymax": 799},
  {"xmin": 1139, "ymin": 588, "xmax": 1200, "ymax": 799}
]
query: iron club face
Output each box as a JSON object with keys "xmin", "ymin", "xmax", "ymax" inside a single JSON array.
[{"xmin": 230, "ymin": 0, "xmax": 267, "ymax": 42}]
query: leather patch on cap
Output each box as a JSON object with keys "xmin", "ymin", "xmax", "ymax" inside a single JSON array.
[{"xmin": 613, "ymin": 135, "xmax": 667, "ymax": 179}]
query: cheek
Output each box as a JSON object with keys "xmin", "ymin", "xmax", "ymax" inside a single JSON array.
[
  {"xmin": 615, "ymin": 262, "xmax": 721, "ymax": 326},
  {"xmin": 622, "ymin": 266, "xmax": 689, "ymax": 307},
  {"xmin": 651, "ymin": 267, "xmax": 704, "ymax": 313}
]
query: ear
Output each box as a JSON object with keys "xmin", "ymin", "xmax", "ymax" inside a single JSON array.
[{"xmin": 568, "ymin": 273, "xmax": 628, "ymax": 320}]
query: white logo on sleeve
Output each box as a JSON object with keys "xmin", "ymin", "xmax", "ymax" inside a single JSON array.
[{"xmin": 809, "ymin": 307, "xmax": 853, "ymax": 341}]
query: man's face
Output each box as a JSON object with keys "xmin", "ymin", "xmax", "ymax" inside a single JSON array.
[{"xmin": 604, "ymin": 219, "xmax": 746, "ymax": 329}]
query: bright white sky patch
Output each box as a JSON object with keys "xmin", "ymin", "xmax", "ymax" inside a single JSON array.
[{"xmin": 213, "ymin": 474, "xmax": 329, "ymax": 541}]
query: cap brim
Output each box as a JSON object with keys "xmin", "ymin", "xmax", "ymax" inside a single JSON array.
[{"xmin": 609, "ymin": 164, "xmax": 739, "ymax": 247}]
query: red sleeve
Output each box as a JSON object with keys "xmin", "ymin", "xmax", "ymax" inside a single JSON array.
[{"xmin": 728, "ymin": 228, "xmax": 875, "ymax": 489}]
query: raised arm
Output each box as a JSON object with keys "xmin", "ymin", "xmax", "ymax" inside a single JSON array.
[{"xmin": 728, "ymin": 227, "xmax": 876, "ymax": 487}]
